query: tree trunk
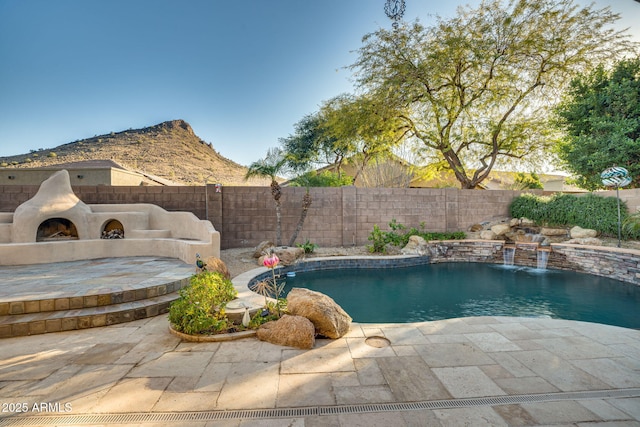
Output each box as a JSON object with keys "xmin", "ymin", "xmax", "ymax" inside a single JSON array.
[
  {"xmin": 275, "ymin": 200, "xmax": 282, "ymax": 246},
  {"xmin": 288, "ymin": 191, "xmax": 312, "ymax": 247}
]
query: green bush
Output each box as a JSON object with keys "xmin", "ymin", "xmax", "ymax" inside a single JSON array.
[
  {"xmin": 509, "ymin": 192, "xmax": 629, "ymax": 237},
  {"xmin": 289, "ymin": 170, "xmax": 354, "ymax": 187},
  {"xmin": 367, "ymin": 219, "xmax": 466, "ymax": 253},
  {"xmin": 623, "ymin": 212, "xmax": 640, "ymax": 239},
  {"xmin": 297, "ymin": 239, "xmax": 318, "ymax": 253},
  {"xmin": 168, "ymin": 272, "xmax": 237, "ymax": 335}
]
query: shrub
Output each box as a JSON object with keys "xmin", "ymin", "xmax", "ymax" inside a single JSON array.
[
  {"xmin": 509, "ymin": 192, "xmax": 629, "ymax": 237},
  {"xmin": 289, "ymin": 170, "xmax": 353, "ymax": 187},
  {"xmin": 47, "ymin": 152, "xmax": 57, "ymax": 158},
  {"xmin": 367, "ymin": 219, "xmax": 466, "ymax": 253},
  {"xmin": 297, "ymin": 239, "xmax": 318, "ymax": 253},
  {"xmin": 623, "ymin": 212, "xmax": 640, "ymax": 240},
  {"xmin": 168, "ymin": 272, "xmax": 237, "ymax": 335}
]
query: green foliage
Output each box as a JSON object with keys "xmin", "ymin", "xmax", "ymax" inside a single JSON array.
[
  {"xmin": 47, "ymin": 152, "xmax": 57, "ymax": 158},
  {"xmin": 248, "ymin": 300, "xmax": 286, "ymax": 328},
  {"xmin": 367, "ymin": 219, "xmax": 465, "ymax": 253},
  {"xmin": 513, "ymin": 172, "xmax": 543, "ymax": 190},
  {"xmin": 509, "ymin": 193, "xmax": 630, "ymax": 237},
  {"xmin": 622, "ymin": 212, "xmax": 640, "ymax": 239},
  {"xmin": 367, "ymin": 225, "xmax": 388, "ymax": 253},
  {"xmin": 289, "ymin": 170, "xmax": 353, "ymax": 187},
  {"xmin": 279, "ymin": 112, "xmax": 340, "ymax": 174},
  {"xmin": 297, "ymin": 239, "xmax": 318, "ymax": 254},
  {"xmin": 350, "ymin": 0, "xmax": 631, "ymax": 188},
  {"xmin": 0, "ymin": 162, "xmax": 7, "ymax": 167},
  {"xmin": 168, "ymin": 272, "xmax": 237, "ymax": 335},
  {"xmin": 554, "ymin": 57, "xmax": 640, "ymax": 190}
]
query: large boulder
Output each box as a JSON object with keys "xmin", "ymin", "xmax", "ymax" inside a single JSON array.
[
  {"xmin": 570, "ymin": 226, "xmax": 598, "ymax": 239},
  {"xmin": 480, "ymin": 230, "xmax": 497, "ymax": 240},
  {"xmin": 275, "ymin": 246, "xmax": 305, "ymax": 265},
  {"xmin": 401, "ymin": 235, "xmax": 428, "ymax": 255},
  {"xmin": 287, "ymin": 288, "xmax": 352, "ymax": 339},
  {"xmin": 564, "ymin": 237, "xmax": 603, "ymax": 246},
  {"xmin": 490, "ymin": 223, "xmax": 511, "ymax": 236},
  {"xmin": 203, "ymin": 256, "xmax": 231, "ymax": 279},
  {"xmin": 540, "ymin": 227, "xmax": 567, "ymax": 237},
  {"xmin": 519, "ymin": 217, "xmax": 536, "ymax": 226},
  {"xmin": 258, "ymin": 246, "xmax": 305, "ymax": 266},
  {"xmin": 253, "ymin": 241, "xmax": 275, "ymax": 258},
  {"xmin": 469, "ymin": 223, "xmax": 484, "ymax": 232},
  {"xmin": 256, "ymin": 315, "xmax": 315, "ymax": 349}
]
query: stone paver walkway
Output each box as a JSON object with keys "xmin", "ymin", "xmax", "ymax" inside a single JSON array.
[{"xmin": 1, "ymin": 315, "xmax": 639, "ymax": 426}]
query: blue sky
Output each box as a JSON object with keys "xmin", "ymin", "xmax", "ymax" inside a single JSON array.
[{"xmin": 1, "ymin": 0, "xmax": 638, "ymax": 167}]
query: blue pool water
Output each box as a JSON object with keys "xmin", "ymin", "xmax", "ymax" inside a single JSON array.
[{"xmin": 282, "ymin": 263, "xmax": 640, "ymax": 328}]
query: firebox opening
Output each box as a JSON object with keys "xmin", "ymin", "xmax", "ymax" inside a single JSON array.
[
  {"xmin": 37, "ymin": 218, "xmax": 79, "ymax": 241},
  {"xmin": 102, "ymin": 219, "xmax": 124, "ymax": 239}
]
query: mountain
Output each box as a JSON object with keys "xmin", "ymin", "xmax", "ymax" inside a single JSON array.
[{"xmin": 0, "ymin": 120, "xmax": 269, "ymax": 186}]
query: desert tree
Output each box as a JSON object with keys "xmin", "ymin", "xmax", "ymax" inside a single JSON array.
[{"xmin": 351, "ymin": 0, "xmax": 634, "ymax": 188}]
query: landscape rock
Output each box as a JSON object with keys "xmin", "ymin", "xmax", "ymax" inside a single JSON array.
[
  {"xmin": 570, "ymin": 226, "xmax": 598, "ymax": 239},
  {"xmin": 490, "ymin": 224, "xmax": 511, "ymax": 236},
  {"xmin": 253, "ymin": 241, "xmax": 275, "ymax": 258},
  {"xmin": 203, "ymin": 256, "xmax": 231, "ymax": 279},
  {"xmin": 401, "ymin": 235, "xmax": 429, "ymax": 255},
  {"xmin": 540, "ymin": 227, "xmax": 567, "ymax": 237},
  {"xmin": 480, "ymin": 230, "xmax": 497, "ymax": 240},
  {"xmin": 520, "ymin": 217, "xmax": 536, "ymax": 226},
  {"xmin": 256, "ymin": 315, "xmax": 315, "ymax": 349},
  {"xmin": 276, "ymin": 246, "xmax": 305, "ymax": 265},
  {"xmin": 564, "ymin": 237, "xmax": 603, "ymax": 246},
  {"xmin": 287, "ymin": 288, "xmax": 352, "ymax": 339},
  {"xmin": 509, "ymin": 218, "xmax": 520, "ymax": 227},
  {"xmin": 469, "ymin": 224, "xmax": 484, "ymax": 232},
  {"xmin": 258, "ymin": 246, "xmax": 305, "ymax": 266}
]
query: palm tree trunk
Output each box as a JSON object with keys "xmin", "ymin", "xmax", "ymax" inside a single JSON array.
[
  {"xmin": 288, "ymin": 191, "xmax": 312, "ymax": 247},
  {"xmin": 275, "ymin": 200, "xmax": 282, "ymax": 246}
]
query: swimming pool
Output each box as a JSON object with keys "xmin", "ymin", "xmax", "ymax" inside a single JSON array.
[{"xmin": 281, "ymin": 263, "xmax": 640, "ymax": 328}]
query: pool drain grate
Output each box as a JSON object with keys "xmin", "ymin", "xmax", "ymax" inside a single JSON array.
[{"xmin": 1, "ymin": 388, "xmax": 639, "ymax": 426}]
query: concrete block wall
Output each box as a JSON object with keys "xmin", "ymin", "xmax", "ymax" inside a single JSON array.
[
  {"xmin": 3, "ymin": 184, "xmax": 639, "ymax": 251},
  {"xmin": 210, "ymin": 186, "xmax": 521, "ymax": 249},
  {"xmin": 600, "ymin": 188, "xmax": 640, "ymax": 213}
]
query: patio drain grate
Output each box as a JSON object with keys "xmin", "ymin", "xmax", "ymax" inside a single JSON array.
[{"xmin": 1, "ymin": 388, "xmax": 639, "ymax": 426}]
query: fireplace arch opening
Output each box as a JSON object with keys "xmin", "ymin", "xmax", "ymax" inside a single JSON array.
[
  {"xmin": 37, "ymin": 218, "xmax": 79, "ymax": 241},
  {"xmin": 101, "ymin": 219, "xmax": 124, "ymax": 239}
]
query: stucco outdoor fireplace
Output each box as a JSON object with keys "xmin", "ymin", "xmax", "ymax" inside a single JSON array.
[{"xmin": 0, "ymin": 170, "xmax": 219, "ymax": 265}]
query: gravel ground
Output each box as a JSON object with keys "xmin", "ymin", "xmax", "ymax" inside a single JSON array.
[{"xmin": 219, "ymin": 245, "xmax": 373, "ymax": 278}]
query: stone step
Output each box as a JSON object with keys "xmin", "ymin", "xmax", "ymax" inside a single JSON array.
[
  {"xmin": 0, "ymin": 292, "xmax": 179, "ymax": 338},
  {"xmin": 0, "ymin": 276, "xmax": 190, "ymax": 315}
]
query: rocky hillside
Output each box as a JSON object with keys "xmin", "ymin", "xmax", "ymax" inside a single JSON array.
[{"xmin": 0, "ymin": 120, "xmax": 269, "ymax": 185}]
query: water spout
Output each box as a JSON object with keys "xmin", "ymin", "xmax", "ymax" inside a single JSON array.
[
  {"xmin": 537, "ymin": 249, "xmax": 550, "ymax": 270},
  {"xmin": 503, "ymin": 245, "xmax": 516, "ymax": 266}
]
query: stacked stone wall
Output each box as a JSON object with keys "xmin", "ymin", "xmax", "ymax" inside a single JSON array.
[
  {"xmin": 425, "ymin": 240, "xmax": 640, "ymax": 286},
  {"xmin": 549, "ymin": 244, "xmax": 640, "ymax": 285}
]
